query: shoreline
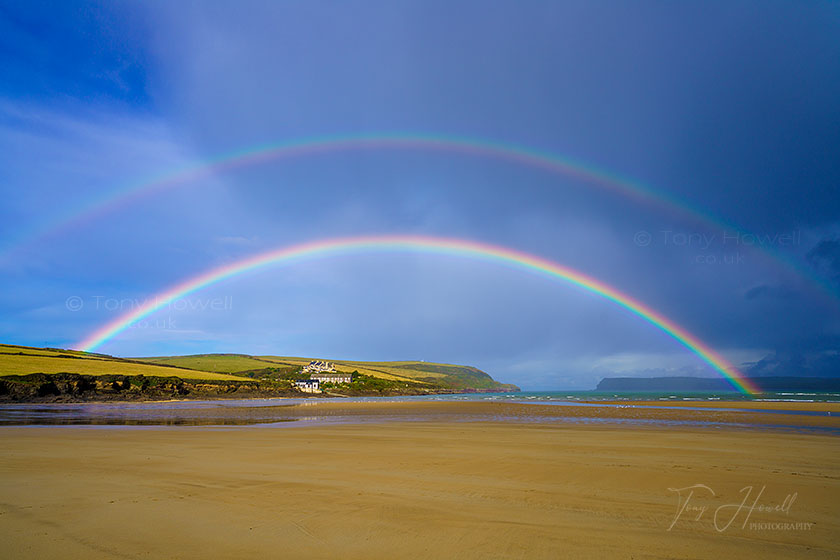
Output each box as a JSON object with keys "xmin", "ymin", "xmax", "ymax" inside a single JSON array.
[
  {"xmin": 580, "ymin": 399, "xmax": 840, "ymax": 412},
  {"xmin": 5, "ymin": 390, "xmax": 840, "ymax": 407}
]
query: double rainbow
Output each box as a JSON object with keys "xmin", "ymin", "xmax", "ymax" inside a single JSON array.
[
  {"xmin": 76, "ymin": 235, "xmax": 760, "ymax": 394},
  {"xmin": 7, "ymin": 132, "xmax": 834, "ymax": 303}
]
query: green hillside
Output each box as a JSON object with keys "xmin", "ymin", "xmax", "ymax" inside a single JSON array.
[
  {"xmin": 136, "ymin": 354, "xmax": 517, "ymax": 391},
  {"xmin": 0, "ymin": 344, "xmax": 519, "ymax": 393},
  {"xmin": 0, "ymin": 344, "xmax": 248, "ymax": 381},
  {"xmin": 136, "ymin": 354, "xmax": 281, "ymax": 374}
]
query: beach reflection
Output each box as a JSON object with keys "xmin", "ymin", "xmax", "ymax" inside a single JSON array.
[{"xmin": 1, "ymin": 397, "xmax": 839, "ymax": 435}]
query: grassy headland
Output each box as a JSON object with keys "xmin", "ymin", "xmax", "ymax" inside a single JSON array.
[
  {"xmin": 0, "ymin": 344, "xmax": 518, "ymax": 401},
  {"xmin": 136, "ymin": 353, "xmax": 515, "ymax": 391}
]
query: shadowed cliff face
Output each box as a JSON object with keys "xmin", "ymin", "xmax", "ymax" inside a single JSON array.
[{"xmin": 0, "ymin": 373, "xmax": 278, "ymax": 402}]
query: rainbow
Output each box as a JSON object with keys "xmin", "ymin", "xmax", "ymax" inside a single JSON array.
[
  {"xmin": 75, "ymin": 235, "xmax": 760, "ymax": 394},
  {"xmin": 7, "ymin": 132, "xmax": 835, "ymax": 303},
  {"xmin": 5, "ymin": 134, "xmax": 684, "ymax": 256}
]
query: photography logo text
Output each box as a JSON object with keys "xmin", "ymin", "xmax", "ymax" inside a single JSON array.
[
  {"xmin": 667, "ymin": 484, "xmax": 810, "ymax": 533},
  {"xmin": 65, "ymin": 295, "xmax": 233, "ymax": 313}
]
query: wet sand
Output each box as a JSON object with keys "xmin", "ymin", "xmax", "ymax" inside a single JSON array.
[
  {"xmin": 3, "ymin": 399, "xmax": 840, "ymax": 430},
  {"xmin": 0, "ymin": 402, "xmax": 838, "ymax": 559},
  {"xmin": 583, "ymin": 400, "xmax": 840, "ymax": 412}
]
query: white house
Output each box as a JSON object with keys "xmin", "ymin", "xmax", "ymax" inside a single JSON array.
[
  {"xmin": 294, "ymin": 379, "xmax": 321, "ymax": 393},
  {"xmin": 301, "ymin": 360, "xmax": 337, "ymax": 374}
]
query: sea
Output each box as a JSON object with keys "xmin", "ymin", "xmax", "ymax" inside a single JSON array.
[
  {"xmin": 399, "ymin": 390, "xmax": 840, "ymax": 403},
  {"xmin": 460, "ymin": 391, "xmax": 840, "ymax": 402}
]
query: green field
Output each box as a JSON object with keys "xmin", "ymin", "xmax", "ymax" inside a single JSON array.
[
  {"xmin": 0, "ymin": 345, "xmax": 516, "ymax": 391},
  {"xmin": 136, "ymin": 354, "xmax": 282, "ymax": 374},
  {"xmin": 0, "ymin": 344, "xmax": 248, "ymax": 381},
  {"xmin": 137, "ymin": 353, "xmax": 513, "ymax": 390}
]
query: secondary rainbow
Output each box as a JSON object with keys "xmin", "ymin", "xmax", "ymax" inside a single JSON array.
[
  {"xmin": 4, "ymin": 134, "xmax": 682, "ymax": 259},
  {"xmin": 10, "ymin": 133, "xmax": 689, "ymax": 241},
  {"xmin": 75, "ymin": 235, "xmax": 760, "ymax": 394},
  {"xmin": 7, "ymin": 132, "xmax": 835, "ymax": 303}
]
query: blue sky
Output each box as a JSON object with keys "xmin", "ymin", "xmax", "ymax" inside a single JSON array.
[{"xmin": 1, "ymin": 1, "xmax": 838, "ymax": 389}]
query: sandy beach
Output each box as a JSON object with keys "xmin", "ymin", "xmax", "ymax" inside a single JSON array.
[{"xmin": 1, "ymin": 401, "xmax": 838, "ymax": 559}]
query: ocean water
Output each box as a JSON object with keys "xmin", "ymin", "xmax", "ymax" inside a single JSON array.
[{"xmin": 384, "ymin": 390, "xmax": 840, "ymax": 404}]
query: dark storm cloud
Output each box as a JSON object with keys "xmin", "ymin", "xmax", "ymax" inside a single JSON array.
[
  {"xmin": 746, "ymin": 347, "xmax": 840, "ymax": 379},
  {"xmin": 743, "ymin": 284, "xmax": 797, "ymax": 301},
  {"xmin": 807, "ymin": 237, "xmax": 840, "ymax": 286}
]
